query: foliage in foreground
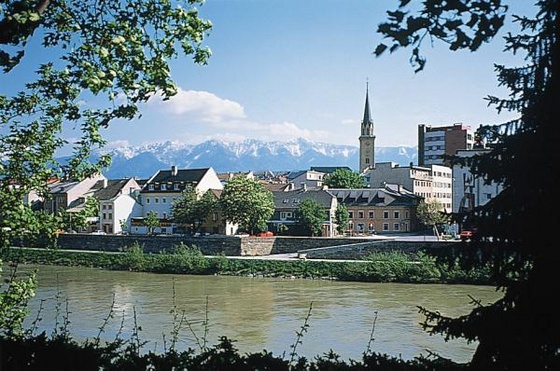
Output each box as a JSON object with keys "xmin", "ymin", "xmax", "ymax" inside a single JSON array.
[
  {"xmin": 375, "ymin": 0, "xmax": 560, "ymax": 369},
  {"xmin": 0, "ymin": 333, "xmax": 466, "ymax": 371}
]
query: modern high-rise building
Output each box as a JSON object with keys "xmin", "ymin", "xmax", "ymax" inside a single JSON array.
[
  {"xmin": 417, "ymin": 123, "xmax": 475, "ymax": 166},
  {"xmin": 359, "ymin": 84, "xmax": 376, "ymax": 172}
]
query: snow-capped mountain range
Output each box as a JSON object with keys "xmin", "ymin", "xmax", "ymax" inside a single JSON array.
[{"xmin": 95, "ymin": 138, "xmax": 417, "ymax": 179}]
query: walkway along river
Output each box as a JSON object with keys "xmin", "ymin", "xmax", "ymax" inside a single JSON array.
[{"xmin": 18, "ymin": 264, "xmax": 502, "ymax": 364}]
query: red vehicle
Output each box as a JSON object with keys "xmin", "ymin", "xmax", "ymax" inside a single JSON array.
[{"xmin": 459, "ymin": 230, "xmax": 474, "ymax": 241}]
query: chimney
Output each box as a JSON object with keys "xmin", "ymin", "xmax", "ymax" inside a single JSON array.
[
  {"xmin": 103, "ymin": 178, "xmax": 108, "ymax": 188},
  {"xmin": 171, "ymin": 165, "xmax": 178, "ymax": 176},
  {"xmin": 301, "ymin": 182, "xmax": 307, "ymax": 191}
]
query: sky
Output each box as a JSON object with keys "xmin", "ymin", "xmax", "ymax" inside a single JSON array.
[{"xmin": 3, "ymin": 0, "xmax": 535, "ymax": 150}]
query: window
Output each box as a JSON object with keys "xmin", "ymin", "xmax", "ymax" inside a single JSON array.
[
  {"xmin": 212, "ymin": 212, "xmax": 218, "ymax": 221},
  {"xmin": 383, "ymin": 223, "xmax": 389, "ymax": 231},
  {"xmin": 393, "ymin": 223, "xmax": 400, "ymax": 231},
  {"xmin": 393, "ymin": 211, "xmax": 400, "ymax": 219},
  {"xmin": 155, "ymin": 198, "xmax": 159, "ymax": 204},
  {"xmin": 102, "ymin": 205, "xmax": 106, "ymax": 210},
  {"xmin": 161, "ymin": 184, "xmax": 167, "ymax": 191},
  {"xmin": 368, "ymin": 211, "xmax": 374, "ymax": 218},
  {"xmin": 358, "ymin": 211, "xmax": 364, "ymax": 219},
  {"xmin": 383, "ymin": 211, "xmax": 389, "ymax": 219},
  {"xmin": 148, "ymin": 184, "xmax": 154, "ymax": 191},
  {"xmin": 280, "ymin": 212, "xmax": 292, "ymax": 220},
  {"xmin": 348, "ymin": 211, "xmax": 354, "ymax": 219},
  {"xmin": 108, "ymin": 213, "xmax": 112, "ymax": 220},
  {"xmin": 174, "ymin": 183, "xmax": 179, "ymax": 190},
  {"xmin": 162, "ymin": 198, "xmax": 166, "ymax": 203},
  {"xmin": 146, "ymin": 198, "xmax": 150, "ymax": 204}
]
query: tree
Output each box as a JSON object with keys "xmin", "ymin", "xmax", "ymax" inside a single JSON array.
[
  {"xmin": 172, "ymin": 186, "xmax": 218, "ymax": 234},
  {"xmin": 219, "ymin": 176, "xmax": 274, "ymax": 235},
  {"xmin": 0, "ymin": 264, "xmax": 36, "ymax": 339},
  {"xmin": 144, "ymin": 211, "xmax": 160, "ymax": 236},
  {"xmin": 334, "ymin": 204, "xmax": 349, "ymax": 235},
  {"xmin": 295, "ymin": 199, "xmax": 327, "ymax": 237},
  {"xmin": 62, "ymin": 196, "xmax": 99, "ymax": 231},
  {"xmin": 376, "ymin": 1, "xmax": 559, "ymax": 368},
  {"xmin": 119, "ymin": 219, "xmax": 127, "ymax": 235},
  {"xmin": 0, "ymin": 1, "xmax": 212, "ymax": 246},
  {"xmin": 415, "ymin": 199, "xmax": 450, "ymax": 240},
  {"xmin": 323, "ymin": 168, "xmax": 365, "ymax": 188}
]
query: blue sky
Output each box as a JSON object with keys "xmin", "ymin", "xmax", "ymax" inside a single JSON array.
[{"xmin": 3, "ymin": 0, "xmax": 534, "ymax": 150}]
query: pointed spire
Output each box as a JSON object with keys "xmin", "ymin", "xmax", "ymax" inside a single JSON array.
[{"xmin": 362, "ymin": 81, "xmax": 374, "ymax": 136}]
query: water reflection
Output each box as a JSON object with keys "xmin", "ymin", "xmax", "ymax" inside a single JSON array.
[{"xmin": 15, "ymin": 264, "xmax": 501, "ymax": 363}]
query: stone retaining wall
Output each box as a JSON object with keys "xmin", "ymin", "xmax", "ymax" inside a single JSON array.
[
  {"xmin": 299, "ymin": 240, "xmax": 459, "ymax": 260},
  {"xmin": 56, "ymin": 234, "xmax": 243, "ymax": 255},
  {"xmin": 54, "ymin": 234, "xmax": 459, "ymax": 258}
]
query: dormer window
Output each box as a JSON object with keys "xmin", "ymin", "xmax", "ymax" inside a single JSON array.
[
  {"xmin": 174, "ymin": 183, "xmax": 179, "ymax": 190},
  {"xmin": 148, "ymin": 184, "xmax": 154, "ymax": 191},
  {"xmin": 161, "ymin": 184, "xmax": 167, "ymax": 191}
]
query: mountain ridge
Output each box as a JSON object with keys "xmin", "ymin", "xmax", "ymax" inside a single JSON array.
[{"xmin": 96, "ymin": 138, "xmax": 417, "ymax": 179}]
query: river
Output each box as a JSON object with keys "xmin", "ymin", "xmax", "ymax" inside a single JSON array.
[{"xmin": 13, "ymin": 264, "xmax": 502, "ymax": 363}]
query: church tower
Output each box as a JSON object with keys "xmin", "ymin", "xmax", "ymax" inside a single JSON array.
[{"xmin": 359, "ymin": 83, "xmax": 376, "ymax": 172}]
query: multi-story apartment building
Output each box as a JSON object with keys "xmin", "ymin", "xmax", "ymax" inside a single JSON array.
[
  {"xmin": 362, "ymin": 162, "xmax": 453, "ymax": 212},
  {"xmin": 132, "ymin": 166, "xmax": 228, "ymax": 235},
  {"xmin": 95, "ymin": 178, "xmax": 142, "ymax": 234},
  {"xmin": 268, "ymin": 187, "xmax": 338, "ymax": 237},
  {"xmin": 452, "ymin": 148, "xmax": 504, "ymax": 215},
  {"xmin": 44, "ymin": 173, "xmax": 107, "ymax": 214},
  {"xmin": 418, "ymin": 123, "xmax": 475, "ymax": 166},
  {"xmin": 329, "ymin": 185, "xmax": 422, "ymax": 234},
  {"xmin": 286, "ymin": 169, "xmax": 326, "ymax": 190}
]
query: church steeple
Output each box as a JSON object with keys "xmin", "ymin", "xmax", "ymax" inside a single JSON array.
[
  {"xmin": 359, "ymin": 82, "xmax": 376, "ymax": 173},
  {"xmin": 361, "ymin": 82, "xmax": 374, "ymax": 136}
]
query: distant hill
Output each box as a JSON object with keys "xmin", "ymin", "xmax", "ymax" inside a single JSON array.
[{"xmin": 91, "ymin": 138, "xmax": 417, "ymax": 179}]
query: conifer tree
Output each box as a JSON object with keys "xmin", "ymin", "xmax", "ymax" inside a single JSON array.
[{"xmin": 376, "ymin": 1, "xmax": 559, "ymax": 368}]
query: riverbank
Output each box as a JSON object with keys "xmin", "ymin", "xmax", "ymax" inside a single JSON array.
[{"xmin": 1, "ymin": 243, "xmax": 493, "ymax": 285}]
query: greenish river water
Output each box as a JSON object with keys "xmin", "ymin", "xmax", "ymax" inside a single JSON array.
[{"xmin": 15, "ymin": 264, "xmax": 502, "ymax": 363}]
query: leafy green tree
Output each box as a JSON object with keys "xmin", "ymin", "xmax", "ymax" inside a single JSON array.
[
  {"xmin": 415, "ymin": 199, "xmax": 450, "ymax": 240},
  {"xmin": 377, "ymin": 1, "xmax": 558, "ymax": 368},
  {"xmin": 0, "ymin": 1, "xmax": 211, "ymax": 245},
  {"xmin": 334, "ymin": 204, "xmax": 349, "ymax": 235},
  {"xmin": 323, "ymin": 168, "xmax": 365, "ymax": 188},
  {"xmin": 295, "ymin": 199, "xmax": 327, "ymax": 237},
  {"xmin": 144, "ymin": 211, "xmax": 160, "ymax": 236},
  {"xmin": 64, "ymin": 196, "xmax": 99, "ymax": 231},
  {"xmin": 173, "ymin": 186, "xmax": 218, "ymax": 233},
  {"xmin": 219, "ymin": 176, "xmax": 274, "ymax": 235},
  {"xmin": 0, "ymin": 265, "xmax": 36, "ymax": 338},
  {"xmin": 119, "ymin": 219, "xmax": 127, "ymax": 234},
  {"xmin": 172, "ymin": 184, "xmax": 198, "ymax": 233}
]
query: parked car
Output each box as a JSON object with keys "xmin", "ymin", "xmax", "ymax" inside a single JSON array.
[
  {"xmin": 459, "ymin": 230, "xmax": 474, "ymax": 241},
  {"xmin": 90, "ymin": 230, "xmax": 106, "ymax": 235}
]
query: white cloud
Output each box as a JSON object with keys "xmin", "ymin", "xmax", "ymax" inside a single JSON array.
[{"xmin": 148, "ymin": 88, "xmax": 246, "ymax": 123}]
